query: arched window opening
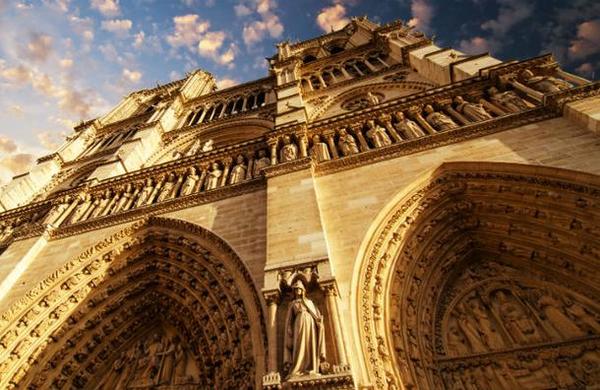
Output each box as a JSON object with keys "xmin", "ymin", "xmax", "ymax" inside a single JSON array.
[
  {"xmin": 303, "ymin": 55, "xmax": 317, "ymax": 64},
  {"xmin": 328, "ymin": 45, "xmax": 344, "ymax": 54},
  {"xmin": 234, "ymin": 97, "xmax": 244, "ymax": 113},
  {"xmin": 256, "ymin": 91, "xmax": 266, "ymax": 106},
  {"xmin": 247, "ymin": 94, "xmax": 256, "ymax": 109}
]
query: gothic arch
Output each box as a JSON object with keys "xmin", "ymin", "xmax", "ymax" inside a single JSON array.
[
  {"xmin": 0, "ymin": 216, "xmax": 267, "ymax": 389},
  {"xmin": 352, "ymin": 162, "xmax": 600, "ymax": 389}
]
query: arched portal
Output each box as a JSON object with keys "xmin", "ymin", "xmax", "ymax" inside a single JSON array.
[
  {"xmin": 353, "ymin": 162, "xmax": 600, "ymax": 389},
  {"xmin": 0, "ymin": 217, "xmax": 266, "ymax": 389}
]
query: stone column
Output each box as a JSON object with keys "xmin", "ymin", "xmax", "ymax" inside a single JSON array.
[
  {"xmin": 245, "ymin": 152, "xmax": 255, "ymax": 180},
  {"xmin": 264, "ymin": 290, "xmax": 280, "ymax": 373},
  {"xmin": 323, "ymin": 131, "xmax": 339, "ymax": 159},
  {"xmin": 196, "ymin": 165, "xmax": 208, "ymax": 192},
  {"xmin": 172, "ymin": 174, "xmax": 185, "ymax": 199},
  {"xmin": 220, "ymin": 158, "xmax": 232, "ymax": 187},
  {"xmin": 299, "ymin": 134, "xmax": 308, "ymax": 158},
  {"xmin": 125, "ymin": 187, "xmax": 140, "ymax": 210},
  {"xmin": 409, "ymin": 106, "xmax": 436, "ymax": 135},
  {"xmin": 322, "ymin": 282, "xmax": 348, "ymax": 366},
  {"xmin": 350, "ymin": 123, "xmax": 370, "ymax": 152},
  {"xmin": 444, "ymin": 104, "xmax": 470, "ymax": 126},
  {"xmin": 268, "ymin": 140, "xmax": 279, "ymax": 165},
  {"xmin": 379, "ymin": 113, "xmax": 402, "ymax": 142},
  {"xmin": 53, "ymin": 197, "xmax": 80, "ymax": 227},
  {"xmin": 100, "ymin": 194, "xmax": 119, "ymax": 217}
]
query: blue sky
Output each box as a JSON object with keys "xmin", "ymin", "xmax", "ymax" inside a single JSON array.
[{"xmin": 0, "ymin": 0, "xmax": 598, "ymax": 183}]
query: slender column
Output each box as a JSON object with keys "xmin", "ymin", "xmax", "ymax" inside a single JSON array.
[
  {"xmin": 299, "ymin": 134, "xmax": 308, "ymax": 158},
  {"xmin": 352, "ymin": 64, "xmax": 364, "ymax": 76},
  {"xmin": 480, "ymin": 98, "xmax": 506, "ymax": 116},
  {"xmin": 147, "ymin": 179, "xmax": 163, "ymax": 204},
  {"xmin": 72, "ymin": 198, "xmax": 94, "ymax": 222},
  {"xmin": 124, "ymin": 187, "xmax": 140, "ymax": 210},
  {"xmin": 172, "ymin": 174, "xmax": 185, "ymax": 199},
  {"xmin": 80, "ymin": 198, "xmax": 100, "ymax": 221},
  {"xmin": 323, "ymin": 282, "xmax": 348, "ymax": 366},
  {"xmin": 53, "ymin": 197, "xmax": 81, "ymax": 227},
  {"xmin": 264, "ymin": 291, "xmax": 280, "ymax": 373},
  {"xmin": 340, "ymin": 67, "xmax": 351, "ymax": 80},
  {"xmin": 350, "ymin": 123, "xmax": 370, "ymax": 152},
  {"xmin": 245, "ymin": 152, "xmax": 255, "ymax": 180},
  {"xmin": 196, "ymin": 165, "xmax": 208, "ymax": 192},
  {"xmin": 268, "ymin": 140, "xmax": 279, "ymax": 165},
  {"xmin": 317, "ymin": 74, "xmax": 327, "ymax": 88},
  {"xmin": 323, "ymin": 131, "xmax": 339, "ymax": 159},
  {"xmin": 241, "ymin": 97, "xmax": 248, "ymax": 112},
  {"xmin": 375, "ymin": 55, "xmax": 389, "ymax": 67},
  {"xmin": 409, "ymin": 107, "xmax": 437, "ymax": 135},
  {"xmin": 329, "ymin": 70, "xmax": 338, "ymax": 83},
  {"xmin": 510, "ymin": 80, "xmax": 544, "ymax": 102},
  {"xmin": 100, "ymin": 194, "xmax": 119, "ymax": 217},
  {"xmin": 208, "ymin": 106, "xmax": 217, "ymax": 121},
  {"xmin": 220, "ymin": 158, "xmax": 232, "ymax": 187},
  {"xmin": 556, "ymin": 69, "xmax": 588, "ymax": 86},
  {"xmin": 306, "ymin": 79, "xmax": 314, "ymax": 92},
  {"xmin": 444, "ymin": 104, "xmax": 470, "ymax": 125},
  {"xmin": 379, "ymin": 113, "xmax": 402, "ymax": 142},
  {"xmin": 363, "ymin": 59, "xmax": 378, "ymax": 72},
  {"xmin": 198, "ymin": 107, "xmax": 208, "ymax": 124}
]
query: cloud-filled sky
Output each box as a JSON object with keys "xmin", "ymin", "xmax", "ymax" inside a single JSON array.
[{"xmin": 0, "ymin": 0, "xmax": 599, "ymax": 184}]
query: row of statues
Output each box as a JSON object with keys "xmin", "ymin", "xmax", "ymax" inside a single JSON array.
[
  {"xmin": 41, "ymin": 150, "xmax": 272, "ymax": 228},
  {"xmin": 446, "ymin": 287, "xmax": 600, "ymax": 356}
]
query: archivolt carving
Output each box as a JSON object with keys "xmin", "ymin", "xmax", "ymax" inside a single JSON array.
[
  {"xmin": 353, "ymin": 162, "xmax": 600, "ymax": 389},
  {"xmin": 0, "ymin": 216, "xmax": 266, "ymax": 389}
]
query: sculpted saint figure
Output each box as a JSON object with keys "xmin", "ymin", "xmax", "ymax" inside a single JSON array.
[
  {"xmin": 393, "ymin": 111, "xmax": 425, "ymax": 138},
  {"xmin": 365, "ymin": 120, "xmax": 392, "ymax": 148},
  {"xmin": 284, "ymin": 280, "xmax": 326, "ymax": 377},
  {"xmin": 495, "ymin": 290, "xmax": 542, "ymax": 345},
  {"xmin": 424, "ymin": 105, "xmax": 458, "ymax": 131},
  {"xmin": 44, "ymin": 196, "xmax": 72, "ymax": 226},
  {"xmin": 487, "ymin": 87, "xmax": 529, "ymax": 113},
  {"xmin": 337, "ymin": 128, "xmax": 359, "ymax": 156},
  {"xmin": 157, "ymin": 174, "xmax": 176, "ymax": 202},
  {"xmin": 310, "ymin": 134, "xmax": 331, "ymax": 162},
  {"xmin": 253, "ymin": 149, "xmax": 270, "ymax": 175},
  {"xmin": 135, "ymin": 179, "xmax": 154, "ymax": 208},
  {"xmin": 537, "ymin": 294, "xmax": 584, "ymax": 338},
  {"xmin": 113, "ymin": 184, "xmax": 133, "ymax": 214},
  {"xmin": 453, "ymin": 96, "xmax": 493, "ymax": 122},
  {"xmin": 185, "ymin": 139, "xmax": 202, "ymax": 156},
  {"xmin": 280, "ymin": 135, "xmax": 298, "ymax": 162},
  {"xmin": 367, "ymin": 92, "xmax": 380, "ymax": 105},
  {"xmin": 520, "ymin": 69, "xmax": 572, "ymax": 94},
  {"xmin": 143, "ymin": 334, "xmax": 164, "ymax": 379},
  {"xmin": 565, "ymin": 301, "xmax": 600, "ymax": 334},
  {"xmin": 205, "ymin": 162, "xmax": 222, "ymax": 190},
  {"xmin": 180, "ymin": 167, "xmax": 199, "ymax": 196},
  {"xmin": 454, "ymin": 303, "xmax": 486, "ymax": 352},
  {"xmin": 229, "ymin": 155, "xmax": 247, "ymax": 184},
  {"xmin": 201, "ymin": 139, "xmax": 214, "ymax": 152}
]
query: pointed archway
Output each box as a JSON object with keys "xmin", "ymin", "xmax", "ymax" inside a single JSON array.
[
  {"xmin": 353, "ymin": 162, "xmax": 600, "ymax": 389},
  {"xmin": 0, "ymin": 217, "xmax": 266, "ymax": 389}
]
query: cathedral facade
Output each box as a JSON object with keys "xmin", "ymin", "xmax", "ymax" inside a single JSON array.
[{"xmin": 0, "ymin": 17, "xmax": 599, "ymax": 389}]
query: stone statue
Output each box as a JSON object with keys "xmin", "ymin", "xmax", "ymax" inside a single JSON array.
[
  {"xmin": 180, "ymin": 167, "xmax": 199, "ymax": 196},
  {"xmin": 157, "ymin": 174, "xmax": 176, "ymax": 202},
  {"xmin": 537, "ymin": 294, "xmax": 585, "ymax": 338},
  {"xmin": 135, "ymin": 179, "xmax": 154, "ymax": 207},
  {"xmin": 337, "ymin": 128, "xmax": 359, "ymax": 156},
  {"xmin": 283, "ymin": 280, "xmax": 326, "ymax": 377},
  {"xmin": 253, "ymin": 149, "xmax": 270, "ymax": 175},
  {"xmin": 454, "ymin": 303, "xmax": 486, "ymax": 352},
  {"xmin": 495, "ymin": 290, "xmax": 542, "ymax": 345},
  {"xmin": 205, "ymin": 162, "xmax": 222, "ymax": 190},
  {"xmin": 310, "ymin": 134, "xmax": 331, "ymax": 162},
  {"xmin": 44, "ymin": 196, "xmax": 72, "ymax": 226},
  {"xmin": 229, "ymin": 155, "xmax": 247, "ymax": 184},
  {"xmin": 393, "ymin": 111, "xmax": 426, "ymax": 138},
  {"xmin": 201, "ymin": 139, "xmax": 214, "ymax": 152},
  {"xmin": 520, "ymin": 69, "xmax": 572, "ymax": 94},
  {"xmin": 113, "ymin": 184, "xmax": 133, "ymax": 213},
  {"xmin": 468, "ymin": 298, "xmax": 504, "ymax": 349},
  {"xmin": 143, "ymin": 333, "xmax": 164, "ymax": 379},
  {"xmin": 158, "ymin": 338, "xmax": 176, "ymax": 384},
  {"xmin": 487, "ymin": 87, "xmax": 529, "ymax": 113},
  {"xmin": 185, "ymin": 139, "xmax": 202, "ymax": 156},
  {"xmin": 280, "ymin": 135, "xmax": 298, "ymax": 162},
  {"xmin": 423, "ymin": 105, "xmax": 458, "ymax": 131},
  {"xmin": 367, "ymin": 92, "xmax": 380, "ymax": 105},
  {"xmin": 453, "ymin": 96, "xmax": 493, "ymax": 122},
  {"xmin": 447, "ymin": 324, "xmax": 470, "ymax": 355},
  {"xmin": 365, "ymin": 120, "xmax": 392, "ymax": 148},
  {"xmin": 565, "ymin": 300, "xmax": 600, "ymax": 334}
]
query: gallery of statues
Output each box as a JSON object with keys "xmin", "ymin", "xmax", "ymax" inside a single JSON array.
[{"xmin": 0, "ymin": 16, "xmax": 599, "ymax": 389}]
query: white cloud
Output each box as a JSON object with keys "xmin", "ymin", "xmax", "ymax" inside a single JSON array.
[
  {"xmin": 69, "ymin": 15, "xmax": 95, "ymax": 42},
  {"xmin": 198, "ymin": 31, "xmax": 226, "ymax": 56},
  {"xmin": 60, "ymin": 58, "xmax": 73, "ymax": 68},
  {"xmin": 316, "ymin": 4, "xmax": 349, "ymax": 32},
  {"xmin": 101, "ymin": 19, "xmax": 132, "ymax": 37},
  {"xmin": 7, "ymin": 104, "xmax": 25, "ymax": 116},
  {"xmin": 0, "ymin": 153, "xmax": 35, "ymax": 184},
  {"xmin": 166, "ymin": 14, "xmax": 210, "ymax": 48},
  {"xmin": 234, "ymin": 3, "xmax": 252, "ymax": 17},
  {"xmin": 90, "ymin": 0, "xmax": 120, "ymax": 16},
  {"xmin": 37, "ymin": 130, "xmax": 64, "ymax": 151},
  {"xmin": 217, "ymin": 78, "xmax": 239, "ymax": 89},
  {"xmin": 122, "ymin": 68, "xmax": 142, "ymax": 83},
  {"xmin": 0, "ymin": 135, "xmax": 18, "ymax": 153},
  {"xmin": 568, "ymin": 19, "xmax": 600, "ymax": 60},
  {"xmin": 21, "ymin": 33, "xmax": 53, "ymax": 62},
  {"xmin": 133, "ymin": 31, "xmax": 145, "ymax": 49},
  {"xmin": 239, "ymin": 0, "xmax": 284, "ymax": 46},
  {"xmin": 459, "ymin": 36, "xmax": 491, "ymax": 54},
  {"xmin": 407, "ymin": 0, "xmax": 434, "ymax": 34}
]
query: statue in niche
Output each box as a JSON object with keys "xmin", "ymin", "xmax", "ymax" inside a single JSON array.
[
  {"xmin": 173, "ymin": 340, "xmax": 188, "ymax": 379},
  {"xmin": 423, "ymin": 104, "xmax": 458, "ymax": 131},
  {"xmin": 337, "ymin": 128, "xmax": 359, "ymax": 156},
  {"xmin": 310, "ymin": 134, "xmax": 331, "ymax": 162},
  {"xmin": 494, "ymin": 290, "xmax": 543, "ymax": 345},
  {"xmin": 44, "ymin": 195, "xmax": 72, "ymax": 226},
  {"xmin": 185, "ymin": 138, "xmax": 202, "ymax": 156},
  {"xmin": 365, "ymin": 120, "xmax": 392, "ymax": 148},
  {"xmin": 487, "ymin": 86, "xmax": 529, "ymax": 113},
  {"xmin": 180, "ymin": 167, "xmax": 199, "ymax": 196},
  {"xmin": 229, "ymin": 155, "xmax": 247, "ymax": 184},
  {"xmin": 393, "ymin": 111, "xmax": 426, "ymax": 138},
  {"xmin": 446, "ymin": 323, "xmax": 470, "ymax": 355},
  {"xmin": 158, "ymin": 337, "xmax": 177, "ymax": 384},
  {"xmin": 135, "ymin": 178, "xmax": 154, "ymax": 207},
  {"xmin": 143, "ymin": 333, "xmax": 164, "ymax": 379},
  {"xmin": 468, "ymin": 297, "xmax": 505, "ymax": 350},
  {"xmin": 280, "ymin": 135, "xmax": 298, "ymax": 162},
  {"xmin": 157, "ymin": 173, "xmax": 176, "ymax": 202},
  {"xmin": 283, "ymin": 280, "xmax": 326, "ymax": 378},
  {"xmin": 201, "ymin": 139, "xmax": 214, "ymax": 152},
  {"xmin": 565, "ymin": 300, "xmax": 600, "ymax": 334},
  {"xmin": 254, "ymin": 149, "xmax": 270, "ymax": 175},
  {"xmin": 519, "ymin": 69, "xmax": 572, "ymax": 94},
  {"xmin": 536, "ymin": 293, "xmax": 585, "ymax": 338},
  {"xmin": 205, "ymin": 162, "xmax": 222, "ymax": 190},
  {"xmin": 113, "ymin": 183, "xmax": 134, "ymax": 213},
  {"xmin": 454, "ymin": 302, "xmax": 487, "ymax": 352},
  {"xmin": 453, "ymin": 95, "xmax": 493, "ymax": 122}
]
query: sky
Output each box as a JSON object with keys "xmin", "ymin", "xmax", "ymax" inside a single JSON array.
[{"xmin": 0, "ymin": 0, "xmax": 598, "ymax": 184}]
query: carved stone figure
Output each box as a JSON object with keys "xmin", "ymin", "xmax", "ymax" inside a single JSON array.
[
  {"xmin": 537, "ymin": 294, "xmax": 585, "ymax": 338},
  {"xmin": 337, "ymin": 128, "xmax": 359, "ymax": 156},
  {"xmin": 393, "ymin": 111, "xmax": 426, "ymax": 138},
  {"xmin": 280, "ymin": 135, "xmax": 298, "ymax": 162},
  {"xmin": 565, "ymin": 301, "xmax": 600, "ymax": 334},
  {"xmin": 180, "ymin": 167, "xmax": 199, "ymax": 196},
  {"xmin": 520, "ymin": 69, "xmax": 572, "ymax": 94},
  {"xmin": 367, "ymin": 92, "xmax": 380, "ymax": 105},
  {"xmin": 453, "ymin": 95, "xmax": 493, "ymax": 122},
  {"xmin": 365, "ymin": 120, "xmax": 392, "ymax": 148},
  {"xmin": 310, "ymin": 134, "xmax": 331, "ymax": 162},
  {"xmin": 157, "ymin": 174, "xmax": 176, "ymax": 202},
  {"xmin": 113, "ymin": 184, "xmax": 133, "ymax": 213},
  {"xmin": 424, "ymin": 104, "xmax": 459, "ymax": 131},
  {"xmin": 185, "ymin": 139, "xmax": 202, "ymax": 156},
  {"xmin": 254, "ymin": 149, "xmax": 270, "ymax": 175},
  {"xmin": 205, "ymin": 162, "xmax": 222, "ymax": 190},
  {"xmin": 201, "ymin": 139, "xmax": 214, "ymax": 152},
  {"xmin": 284, "ymin": 280, "xmax": 326, "ymax": 377},
  {"xmin": 468, "ymin": 298, "xmax": 504, "ymax": 349},
  {"xmin": 487, "ymin": 86, "xmax": 529, "ymax": 113},
  {"xmin": 44, "ymin": 196, "xmax": 72, "ymax": 226},
  {"xmin": 229, "ymin": 155, "xmax": 247, "ymax": 184},
  {"xmin": 494, "ymin": 290, "xmax": 542, "ymax": 345},
  {"xmin": 135, "ymin": 179, "xmax": 154, "ymax": 207},
  {"xmin": 143, "ymin": 333, "xmax": 164, "ymax": 379},
  {"xmin": 454, "ymin": 303, "xmax": 486, "ymax": 352}
]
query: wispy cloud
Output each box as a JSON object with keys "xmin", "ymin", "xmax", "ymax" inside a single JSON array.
[
  {"xmin": 316, "ymin": 3, "xmax": 350, "ymax": 32},
  {"xmin": 407, "ymin": 0, "xmax": 434, "ymax": 34},
  {"xmin": 101, "ymin": 19, "xmax": 132, "ymax": 37},
  {"xmin": 90, "ymin": 0, "xmax": 120, "ymax": 17}
]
